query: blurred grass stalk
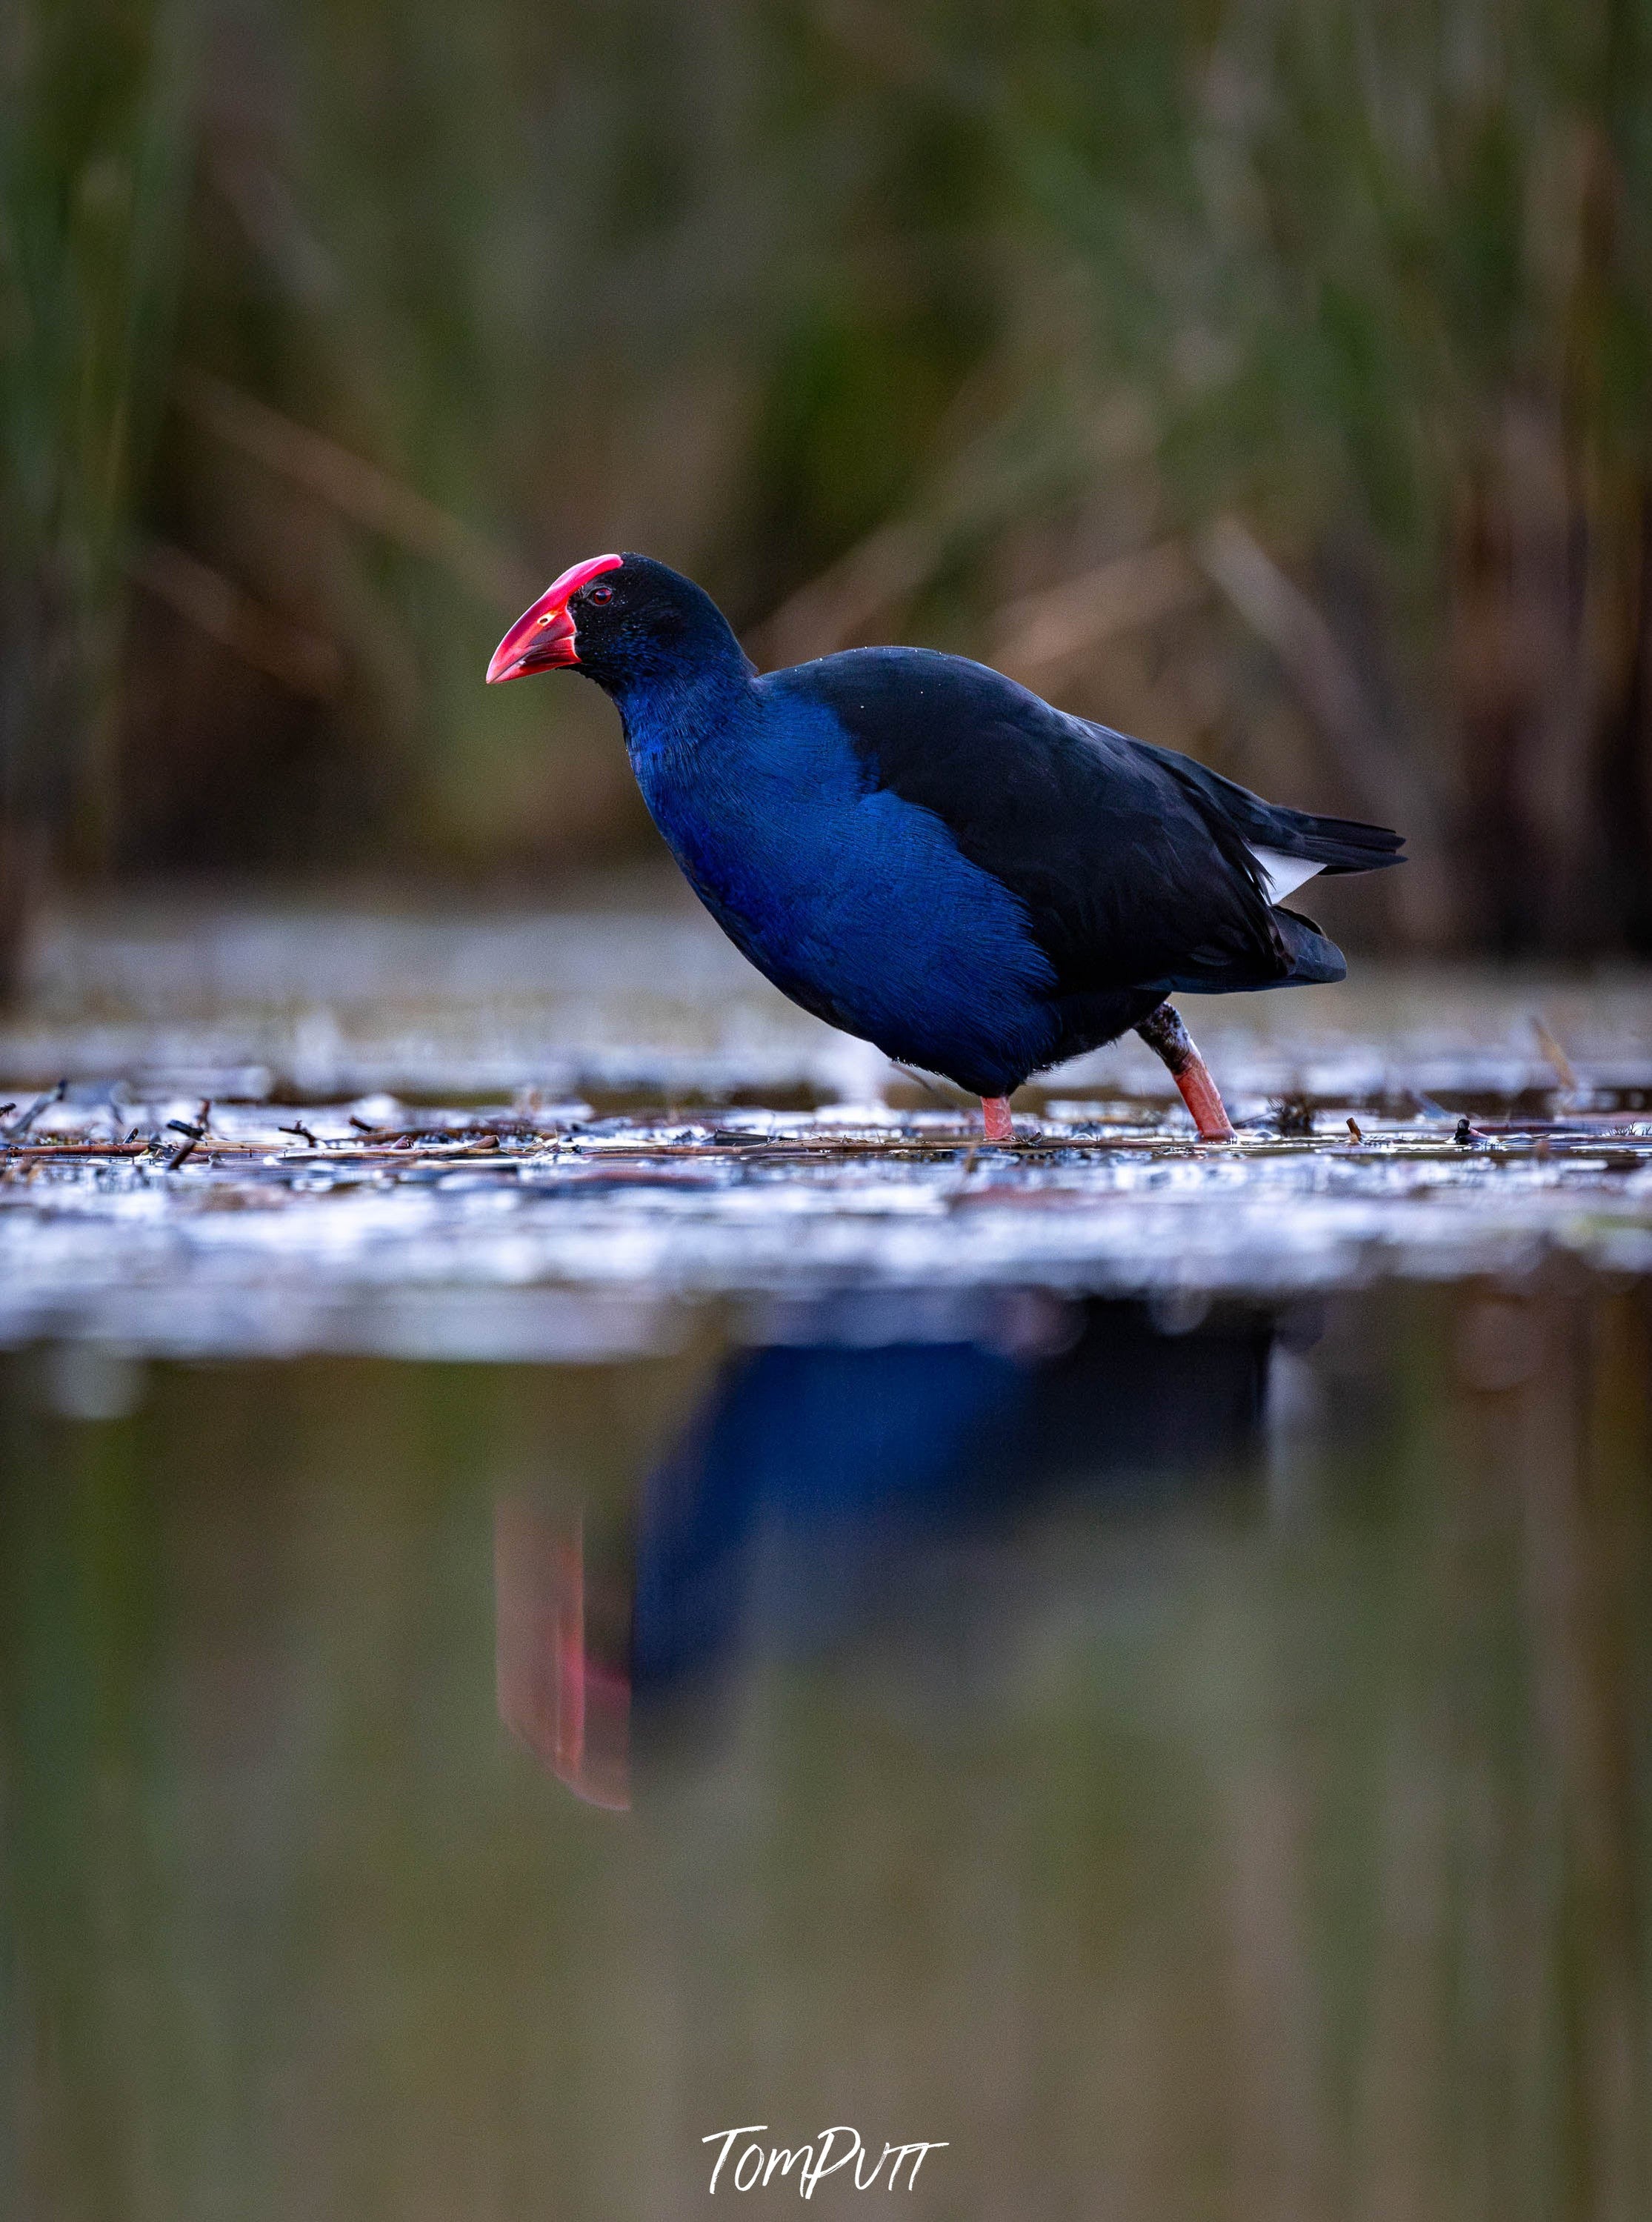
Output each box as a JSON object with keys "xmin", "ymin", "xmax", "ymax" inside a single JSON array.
[
  {"xmin": 1, "ymin": 1, "xmax": 1651, "ymax": 981},
  {"xmin": 0, "ymin": 0, "xmax": 203, "ymax": 988}
]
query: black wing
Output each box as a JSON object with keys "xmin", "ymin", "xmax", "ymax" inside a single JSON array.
[{"xmin": 777, "ymin": 646, "xmax": 1328, "ymax": 998}]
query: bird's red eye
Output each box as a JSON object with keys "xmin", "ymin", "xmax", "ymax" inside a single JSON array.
[{"xmin": 586, "ymin": 585, "xmax": 614, "ymax": 606}]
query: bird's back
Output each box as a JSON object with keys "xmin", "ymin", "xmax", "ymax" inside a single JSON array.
[{"xmin": 765, "ymin": 645, "xmax": 1398, "ymax": 1014}]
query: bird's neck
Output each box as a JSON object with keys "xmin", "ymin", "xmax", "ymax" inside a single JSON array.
[{"xmin": 607, "ymin": 636, "xmax": 759, "ymax": 769}]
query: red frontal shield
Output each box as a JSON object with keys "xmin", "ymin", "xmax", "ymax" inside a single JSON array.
[{"xmin": 486, "ymin": 553, "xmax": 625, "ymax": 682}]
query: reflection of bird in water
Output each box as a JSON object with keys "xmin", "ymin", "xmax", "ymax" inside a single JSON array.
[{"xmin": 497, "ymin": 1299, "xmax": 1279, "ymax": 1808}]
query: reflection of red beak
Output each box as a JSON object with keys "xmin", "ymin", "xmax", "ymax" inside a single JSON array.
[
  {"xmin": 485, "ymin": 551, "xmax": 624, "ymax": 683},
  {"xmin": 495, "ymin": 1498, "xmax": 630, "ymax": 1812}
]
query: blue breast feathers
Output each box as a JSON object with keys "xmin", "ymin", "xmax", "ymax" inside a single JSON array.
[{"xmin": 622, "ymin": 682, "xmax": 1059, "ymax": 1097}]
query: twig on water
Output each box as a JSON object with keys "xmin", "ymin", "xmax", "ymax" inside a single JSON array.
[
  {"xmin": 4, "ymin": 1080, "xmax": 67, "ymax": 1142},
  {"xmin": 5, "ymin": 1142, "xmax": 150, "ymax": 1159},
  {"xmin": 164, "ymin": 1118, "xmax": 207, "ymax": 1169}
]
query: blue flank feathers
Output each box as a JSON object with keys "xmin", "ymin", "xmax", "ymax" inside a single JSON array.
[{"xmin": 619, "ymin": 659, "xmax": 1062, "ymax": 1097}]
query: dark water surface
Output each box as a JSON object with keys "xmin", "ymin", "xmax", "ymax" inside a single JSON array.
[{"xmin": 2, "ymin": 1271, "xmax": 1648, "ymax": 2221}]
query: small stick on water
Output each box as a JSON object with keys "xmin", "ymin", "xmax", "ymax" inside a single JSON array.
[
  {"xmin": 164, "ymin": 1118, "xmax": 207, "ymax": 1169},
  {"xmin": 5, "ymin": 1141, "xmax": 150, "ymax": 1159},
  {"xmin": 4, "ymin": 1080, "xmax": 67, "ymax": 1141},
  {"xmin": 279, "ymin": 1121, "xmax": 319, "ymax": 1146}
]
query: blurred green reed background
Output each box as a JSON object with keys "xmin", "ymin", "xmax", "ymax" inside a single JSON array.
[{"xmin": 4, "ymin": 0, "xmax": 1652, "ymax": 977}]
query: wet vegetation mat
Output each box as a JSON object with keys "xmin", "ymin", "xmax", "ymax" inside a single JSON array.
[
  {"xmin": 1, "ymin": 908, "xmax": 1649, "ymax": 1354},
  {"xmin": 1, "ymin": 1083, "xmax": 1650, "ymax": 1359}
]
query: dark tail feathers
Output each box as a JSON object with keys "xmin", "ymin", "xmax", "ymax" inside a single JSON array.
[
  {"xmin": 1138, "ymin": 739, "xmax": 1405, "ymax": 876},
  {"xmin": 1266, "ymin": 808, "xmax": 1405, "ymax": 876}
]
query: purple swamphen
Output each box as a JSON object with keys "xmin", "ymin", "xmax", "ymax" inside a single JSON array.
[{"xmin": 487, "ymin": 552, "xmax": 1404, "ymax": 1138}]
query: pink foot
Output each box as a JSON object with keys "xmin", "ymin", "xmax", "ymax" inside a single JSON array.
[
  {"xmin": 981, "ymin": 1095, "xmax": 1015, "ymax": 1142},
  {"xmin": 1170, "ymin": 1057, "xmax": 1234, "ymax": 1142},
  {"xmin": 1134, "ymin": 1002, "xmax": 1235, "ymax": 1141}
]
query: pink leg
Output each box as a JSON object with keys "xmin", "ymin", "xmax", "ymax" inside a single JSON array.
[
  {"xmin": 981, "ymin": 1095, "xmax": 1016, "ymax": 1142},
  {"xmin": 1135, "ymin": 1002, "xmax": 1235, "ymax": 1141}
]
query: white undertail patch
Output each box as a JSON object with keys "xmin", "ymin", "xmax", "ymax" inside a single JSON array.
[{"xmin": 1249, "ymin": 845, "xmax": 1325, "ymax": 906}]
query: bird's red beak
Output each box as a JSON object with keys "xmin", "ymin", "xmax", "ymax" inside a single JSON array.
[{"xmin": 485, "ymin": 552, "xmax": 624, "ymax": 683}]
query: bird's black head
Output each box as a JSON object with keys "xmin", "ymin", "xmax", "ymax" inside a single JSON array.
[{"xmin": 485, "ymin": 552, "xmax": 744, "ymax": 699}]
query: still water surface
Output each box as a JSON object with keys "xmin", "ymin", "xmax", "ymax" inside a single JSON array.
[{"xmin": 1, "ymin": 1271, "xmax": 1648, "ymax": 2221}]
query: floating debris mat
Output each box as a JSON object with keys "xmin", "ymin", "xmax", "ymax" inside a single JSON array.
[{"xmin": 1, "ymin": 1082, "xmax": 1649, "ymax": 1357}]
